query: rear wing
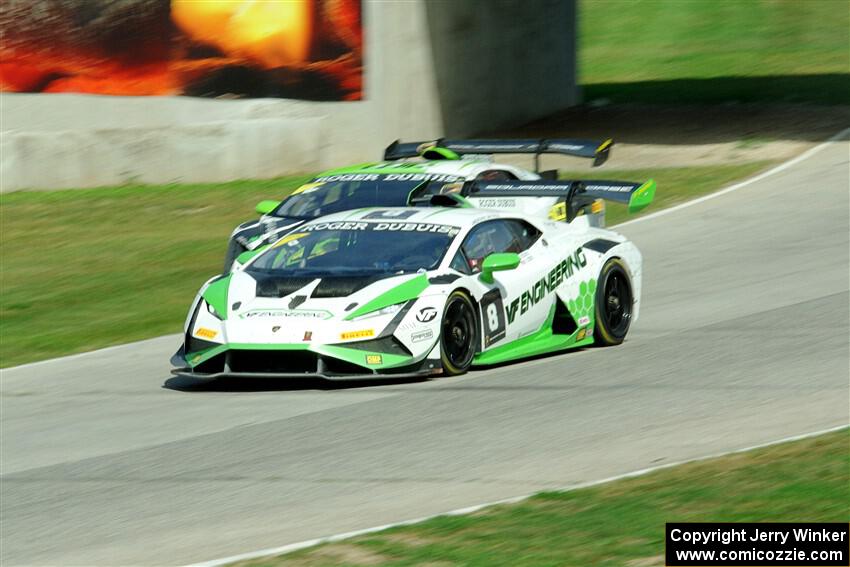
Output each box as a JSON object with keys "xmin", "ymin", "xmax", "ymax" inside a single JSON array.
[
  {"xmin": 384, "ymin": 138, "xmax": 613, "ymax": 170},
  {"xmin": 466, "ymin": 178, "xmax": 656, "ymax": 220}
]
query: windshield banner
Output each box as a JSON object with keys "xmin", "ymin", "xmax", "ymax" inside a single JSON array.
[
  {"xmin": 313, "ymin": 173, "xmax": 465, "ymax": 183},
  {"xmin": 301, "ymin": 221, "xmax": 461, "ymax": 236}
]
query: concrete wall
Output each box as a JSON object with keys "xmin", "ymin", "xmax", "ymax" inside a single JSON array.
[
  {"xmin": 0, "ymin": 0, "xmax": 576, "ymax": 191},
  {"xmin": 426, "ymin": 0, "xmax": 578, "ymax": 136}
]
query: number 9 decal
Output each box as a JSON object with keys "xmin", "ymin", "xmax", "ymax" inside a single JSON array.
[{"xmin": 480, "ymin": 289, "xmax": 506, "ymax": 348}]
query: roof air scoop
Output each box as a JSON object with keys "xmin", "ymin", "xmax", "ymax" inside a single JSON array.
[{"xmin": 420, "ymin": 146, "xmax": 460, "ymax": 160}]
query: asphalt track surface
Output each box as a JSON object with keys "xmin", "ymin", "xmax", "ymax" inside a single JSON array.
[{"xmin": 2, "ymin": 137, "xmax": 848, "ymax": 566}]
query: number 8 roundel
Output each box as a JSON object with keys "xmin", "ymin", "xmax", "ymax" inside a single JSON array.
[{"xmin": 480, "ymin": 289, "xmax": 506, "ymax": 347}]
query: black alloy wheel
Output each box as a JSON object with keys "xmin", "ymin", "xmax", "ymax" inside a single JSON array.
[
  {"xmin": 440, "ymin": 291, "xmax": 478, "ymax": 375},
  {"xmin": 594, "ymin": 258, "xmax": 633, "ymax": 346}
]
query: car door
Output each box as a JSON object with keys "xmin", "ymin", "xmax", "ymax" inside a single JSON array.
[{"xmin": 455, "ymin": 219, "xmax": 552, "ymax": 349}]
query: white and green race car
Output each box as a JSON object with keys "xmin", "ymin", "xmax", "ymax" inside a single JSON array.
[
  {"xmin": 221, "ymin": 138, "xmax": 615, "ymax": 273},
  {"xmin": 172, "ymin": 173, "xmax": 655, "ymax": 379}
]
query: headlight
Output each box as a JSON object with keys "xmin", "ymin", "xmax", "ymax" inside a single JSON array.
[
  {"xmin": 350, "ymin": 302, "xmax": 404, "ymax": 321},
  {"xmin": 205, "ymin": 300, "xmax": 223, "ymax": 320}
]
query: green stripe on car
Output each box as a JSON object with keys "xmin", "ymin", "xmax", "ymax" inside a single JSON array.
[
  {"xmin": 344, "ymin": 274, "xmax": 430, "ymax": 321},
  {"xmin": 202, "ymin": 275, "xmax": 231, "ymax": 320}
]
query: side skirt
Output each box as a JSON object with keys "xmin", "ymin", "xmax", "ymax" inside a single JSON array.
[{"xmin": 472, "ymin": 303, "xmax": 593, "ymax": 366}]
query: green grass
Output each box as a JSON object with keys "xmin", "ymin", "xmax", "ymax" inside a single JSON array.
[
  {"xmin": 234, "ymin": 429, "xmax": 850, "ymax": 566},
  {"xmin": 562, "ymin": 161, "xmax": 772, "ymax": 226},
  {"xmin": 0, "ymin": 176, "xmax": 309, "ymax": 367},
  {"xmin": 580, "ymin": 0, "xmax": 850, "ymax": 104},
  {"xmin": 0, "ymin": 162, "xmax": 771, "ymax": 367}
]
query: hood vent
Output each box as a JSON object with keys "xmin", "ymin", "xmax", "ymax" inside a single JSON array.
[
  {"xmin": 251, "ymin": 273, "xmax": 387, "ymax": 299},
  {"xmin": 312, "ymin": 275, "xmax": 385, "ymax": 298},
  {"xmin": 254, "ymin": 275, "xmax": 315, "ymax": 298}
]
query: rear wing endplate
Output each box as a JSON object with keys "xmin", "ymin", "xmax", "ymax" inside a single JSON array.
[{"xmin": 384, "ymin": 138, "xmax": 613, "ymax": 168}]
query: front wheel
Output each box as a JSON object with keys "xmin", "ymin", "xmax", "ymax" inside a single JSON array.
[
  {"xmin": 594, "ymin": 258, "xmax": 633, "ymax": 346},
  {"xmin": 440, "ymin": 291, "xmax": 478, "ymax": 376}
]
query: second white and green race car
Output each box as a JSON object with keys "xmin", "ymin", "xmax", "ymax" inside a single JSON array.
[
  {"xmin": 221, "ymin": 138, "xmax": 615, "ymax": 272},
  {"xmin": 171, "ymin": 189, "xmax": 652, "ymax": 379}
]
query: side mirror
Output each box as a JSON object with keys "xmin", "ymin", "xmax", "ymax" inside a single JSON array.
[
  {"xmin": 255, "ymin": 200, "xmax": 280, "ymax": 215},
  {"xmin": 480, "ymin": 252, "xmax": 520, "ymax": 283},
  {"xmin": 233, "ymin": 248, "xmax": 262, "ymax": 269}
]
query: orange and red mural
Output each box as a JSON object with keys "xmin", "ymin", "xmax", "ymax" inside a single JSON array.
[{"xmin": 0, "ymin": 0, "xmax": 362, "ymax": 100}]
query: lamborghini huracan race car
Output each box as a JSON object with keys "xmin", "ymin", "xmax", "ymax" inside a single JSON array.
[
  {"xmin": 171, "ymin": 175, "xmax": 655, "ymax": 380},
  {"xmin": 221, "ymin": 138, "xmax": 615, "ymax": 272}
]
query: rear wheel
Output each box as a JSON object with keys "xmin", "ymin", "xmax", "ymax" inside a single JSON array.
[
  {"xmin": 594, "ymin": 258, "xmax": 633, "ymax": 346},
  {"xmin": 440, "ymin": 291, "xmax": 478, "ymax": 375}
]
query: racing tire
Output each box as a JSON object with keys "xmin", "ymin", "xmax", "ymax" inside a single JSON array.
[
  {"xmin": 222, "ymin": 238, "xmax": 247, "ymax": 275},
  {"xmin": 593, "ymin": 258, "xmax": 633, "ymax": 346},
  {"xmin": 440, "ymin": 291, "xmax": 478, "ymax": 376}
]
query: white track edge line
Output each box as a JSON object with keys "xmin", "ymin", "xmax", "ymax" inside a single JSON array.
[
  {"xmin": 188, "ymin": 423, "xmax": 850, "ymax": 567},
  {"xmin": 1, "ymin": 334, "xmax": 181, "ymax": 373},
  {"xmin": 614, "ymin": 126, "xmax": 850, "ymax": 229},
  {"xmin": 5, "ymin": 127, "xmax": 849, "ymax": 373}
]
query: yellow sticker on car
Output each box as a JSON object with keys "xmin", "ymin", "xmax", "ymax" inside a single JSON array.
[
  {"xmin": 272, "ymin": 232, "xmax": 309, "ymax": 248},
  {"xmin": 195, "ymin": 327, "xmax": 218, "ymax": 339},
  {"xmin": 291, "ymin": 182, "xmax": 324, "ymax": 195},
  {"xmin": 366, "ymin": 354, "xmax": 383, "ymax": 365},
  {"xmin": 548, "ymin": 202, "xmax": 566, "ymax": 221},
  {"xmin": 340, "ymin": 329, "xmax": 375, "ymax": 340}
]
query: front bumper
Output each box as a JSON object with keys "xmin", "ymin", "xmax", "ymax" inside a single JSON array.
[
  {"xmin": 170, "ymin": 368, "xmax": 438, "ymax": 381},
  {"xmin": 170, "ymin": 343, "xmax": 440, "ymax": 381}
]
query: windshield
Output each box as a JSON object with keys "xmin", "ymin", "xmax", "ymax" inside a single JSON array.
[
  {"xmin": 272, "ymin": 180, "xmax": 421, "ymax": 219},
  {"xmin": 248, "ymin": 221, "xmax": 462, "ymax": 276}
]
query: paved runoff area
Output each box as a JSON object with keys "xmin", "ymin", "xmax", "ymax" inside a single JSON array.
[{"xmin": 1, "ymin": 136, "xmax": 848, "ymax": 566}]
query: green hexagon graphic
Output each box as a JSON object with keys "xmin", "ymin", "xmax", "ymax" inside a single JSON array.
[{"xmin": 568, "ymin": 279, "xmax": 597, "ymax": 332}]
